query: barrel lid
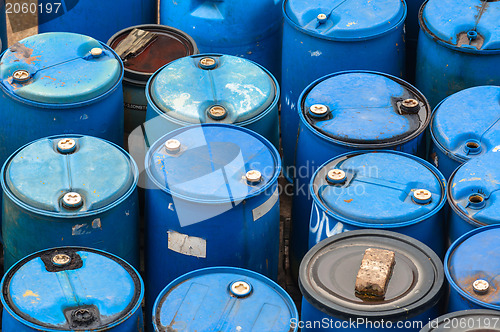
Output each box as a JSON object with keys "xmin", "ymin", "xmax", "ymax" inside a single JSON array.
[
  {"xmin": 312, "ymin": 151, "xmax": 446, "ymax": 227},
  {"xmin": 107, "ymin": 24, "xmax": 198, "ymax": 84},
  {"xmin": 299, "ymin": 230, "xmax": 444, "ymax": 321},
  {"xmin": 146, "ymin": 124, "xmax": 280, "ymax": 203},
  {"xmin": 300, "ymin": 71, "xmax": 430, "ymax": 147},
  {"xmin": 148, "ymin": 54, "xmax": 277, "ymax": 125},
  {"xmin": 445, "ymin": 225, "xmax": 500, "ymax": 309},
  {"xmin": 1, "ymin": 135, "xmax": 137, "ymax": 217},
  {"xmin": 0, "ymin": 32, "xmax": 122, "ymax": 104},
  {"xmin": 421, "ymin": 309, "xmax": 500, "ymax": 331},
  {"xmin": 0, "ymin": 247, "xmax": 143, "ymax": 331},
  {"xmin": 420, "ymin": 0, "xmax": 500, "ymax": 51},
  {"xmin": 153, "ymin": 267, "xmax": 297, "ymax": 331},
  {"xmin": 431, "ymin": 86, "xmax": 500, "ymax": 162},
  {"xmin": 448, "ymin": 151, "xmax": 500, "ymax": 226},
  {"xmin": 284, "ymin": 0, "xmax": 406, "ymax": 39}
]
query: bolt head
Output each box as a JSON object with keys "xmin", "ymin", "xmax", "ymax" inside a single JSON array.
[
  {"xmin": 230, "ymin": 281, "xmax": 252, "ymax": 297},
  {"xmin": 199, "ymin": 57, "xmax": 217, "ymax": 69},
  {"xmin": 57, "ymin": 138, "xmax": 76, "ymax": 153},
  {"xmin": 309, "ymin": 104, "xmax": 329, "ymax": 117},
  {"xmin": 326, "ymin": 169, "xmax": 346, "ymax": 184},
  {"xmin": 413, "ymin": 189, "xmax": 432, "ymax": 204},
  {"xmin": 62, "ymin": 192, "xmax": 83, "ymax": 209},
  {"xmin": 90, "ymin": 48, "xmax": 103, "ymax": 57},
  {"xmin": 52, "ymin": 253, "xmax": 71, "ymax": 266},
  {"xmin": 473, "ymin": 279, "xmax": 489, "ymax": 294},
  {"xmin": 208, "ymin": 105, "xmax": 227, "ymax": 120},
  {"xmin": 246, "ymin": 170, "xmax": 262, "ymax": 184},
  {"xmin": 165, "ymin": 139, "xmax": 181, "ymax": 153},
  {"xmin": 12, "ymin": 69, "xmax": 30, "ymax": 83}
]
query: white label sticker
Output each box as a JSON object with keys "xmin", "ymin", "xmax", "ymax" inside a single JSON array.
[
  {"xmin": 252, "ymin": 187, "xmax": 279, "ymax": 221},
  {"xmin": 167, "ymin": 231, "xmax": 207, "ymax": 258}
]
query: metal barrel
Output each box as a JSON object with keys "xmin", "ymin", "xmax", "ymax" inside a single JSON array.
[
  {"xmin": 445, "ymin": 224, "xmax": 500, "ymax": 312},
  {"xmin": 144, "ymin": 123, "xmax": 281, "ymax": 325},
  {"xmin": 1, "ymin": 134, "xmax": 140, "ymax": 270},
  {"xmin": 1, "ymin": 247, "xmax": 144, "ymax": 331},
  {"xmin": 429, "ymin": 86, "xmax": 500, "ymax": 180},
  {"xmin": 447, "ymin": 151, "xmax": 500, "ymax": 244},
  {"xmin": 299, "ymin": 230, "xmax": 444, "ymax": 331},
  {"xmin": 420, "ymin": 309, "xmax": 500, "ymax": 331},
  {"xmin": 107, "ymin": 24, "xmax": 199, "ymax": 137},
  {"xmin": 290, "ymin": 71, "xmax": 431, "ymax": 277},
  {"xmin": 281, "ymin": 0, "xmax": 407, "ymax": 182},
  {"xmin": 415, "ymin": 0, "xmax": 500, "ymax": 108},
  {"xmin": 38, "ymin": 0, "xmax": 156, "ymax": 44},
  {"xmin": 144, "ymin": 53, "xmax": 280, "ymax": 149},
  {"xmin": 0, "ymin": 2, "xmax": 6, "ymax": 52},
  {"xmin": 159, "ymin": 0, "xmax": 282, "ymax": 80},
  {"xmin": 309, "ymin": 150, "xmax": 447, "ymax": 257},
  {"xmin": 153, "ymin": 267, "xmax": 298, "ymax": 332}
]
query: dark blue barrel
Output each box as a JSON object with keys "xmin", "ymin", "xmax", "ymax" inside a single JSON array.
[
  {"xmin": 447, "ymin": 151, "xmax": 500, "ymax": 244},
  {"xmin": 145, "ymin": 54, "xmax": 279, "ymax": 148},
  {"xmin": 1, "ymin": 247, "xmax": 144, "ymax": 331},
  {"xmin": 405, "ymin": 0, "xmax": 425, "ymax": 82},
  {"xmin": 445, "ymin": 224, "xmax": 500, "ymax": 312},
  {"xmin": 0, "ymin": 32, "xmax": 124, "ymax": 170},
  {"xmin": 144, "ymin": 124, "xmax": 281, "ymax": 324},
  {"xmin": 291, "ymin": 71, "xmax": 430, "ymax": 275},
  {"xmin": 416, "ymin": 0, "xmax": 500, "ymax": 108},
  {"xmin": 429, "ymin": 86, "xmax": 500, "ymax": 180},
  {"xmin": 299, "ymin": 230, "xmax": 444, "ymax": 331},
  {"xmin": 153, "ymin": 267, "xmax": 298, "ymax": 331},
  {"xmin": 0, "ymin": 2, "xmax": 6, "ymax": 52},
  {"xmin": 281, "ymin": 0, "xmax": 407, "ymax": 181},
  {"xmin": 1, "ymin": 135, "xmax": 139, "ymax": 270},
  {"xmin": 38, "ymin": 0, "xmax": 156, "ymax": 44},
  {"xmin": 108, "ymin": 24, "xmax": 198, "ymax": 137},
  {"xmin": 160, "ymin": 0, "xmax": 282, "ymax": 79},
  {"xmin": 309, "ymin": 151, "xmax": 446, "ymax": 257},
  {"xmin": 421, "ymin": 310, "xmax": 500, "ymax": 331}
]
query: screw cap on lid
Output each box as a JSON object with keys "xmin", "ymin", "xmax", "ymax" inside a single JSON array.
[
  {"xmin": 326, "ymin": 169, "xmax": 346, "ymax": 184},
  {"xmin": 413, "ymin": 189, "xmax": 432, "ymax": 204},
  {"xmin": 62, "ymin": 192, "xmax": 83, "ymax": 209},
  {"xmin": 199, "ymin": 57, "xmax": 217, "ymax": 69},
  {"xmin": 57, "ymin": 138, "xmax": 76, "ymax": 153},
  {"xmin": 90, "ymin": 47, "xmax": 103, "ymax": 57},
  {"xmin": 473, "ymin": 279, "xmax": 489, "ymax": 295},
  {"xmin": 164, "ymin": 139, "xmax": 181, "ymax": 153},
  {"xmin": 12, "ymin": 70, "xmax": 31, "ymax": 83},
  {"xmin": 208, "ymin": 106, "xmax": 227, "ymax": 120},
  {"xmin": 52, "ymin": 253, "xmax": 71, "ymax": 266},
  {"xmin": 230, "ymin": 281, "xmax": 252, "ymax": 297}
]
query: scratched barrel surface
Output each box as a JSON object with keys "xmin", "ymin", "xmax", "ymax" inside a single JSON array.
[
  {"xmin": 447, "ymin": 151, "xmax": 500, "ymax": 244},
  {"xmin": 144, "ymin": 124, "xmax": 281, "ymax": 324},
  {"xmin": 415, "ymin": 0, "xmax": 500, "ymax": 108},
  {"xmin": 299, "ymin": 230, "xmax": 444, "ymax": 331},
  {"xmin": 309, "ymin": 151, "xmax": 446, "ymax": 257},
  {"xmin": 290, "ymin": 71, "xmax": 431, "ymax": 276},
  {"xmin": 429, "ymin": 86, "xmax": 500, "ymax": 180},
  {"xmin": 1, "ymin": 247, "xmax": 144, "ymax": 331},
  {"xmin": 38, "ymin": 0, "xmax": 155, "ymax": 45},
  {"xmin": 445, "ymin": 224, "xmax": 500, "ymax": 312},
  {"xmin": 108, "ymin": 24, "xmax": 198, "ymax": 137},
  {"xmin": 281, "ymin": 0, "xmax": 407, "ymax": 181},
  {"xmin": 1, "ymin": 135, "xmax": 139, "ymax": 270},
  {"xmin": 420, "ymin": 309, "xmax": 500, "ymax": 331},
  {"xmin": 0, "ymin": 32, "xmax": 124, "ymax": 171},
  {"xmin": 145, "ymin": 54, "xmax": 279, "ymax": 148},
  {"xmin": 153, "ymin": 267, "xmax": 298, "ymax": 332},
  {"xmin": 160, "ymin": 0, "xmax": 282, "ymax": 80}
]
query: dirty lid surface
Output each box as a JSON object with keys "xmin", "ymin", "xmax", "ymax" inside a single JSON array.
[
  {"xmin": 146, "ymin": 124, "xmax": 280, "ymax": 202},
  {"xmin": 421, "ymin": 309, "xmax": 500, "ymax": 331},
  {"xmin": 2, "ymin": 135, "xmax": 136, "ymax": 216},
  {"xmin": 0, "ymin": 32, "xmax": 122, "ymax": 104},
  {"xmin": 431, "ymin": 86, "xmax": 500, "ymax": 162},
  {"xmin": 312, "ymin": 151, "xmax": 445, "ymax": 226},
  {"xmin": 299, "ymin": 230, "xmax": 444, "ymax": 321},
  {"xmin": 421, "ymin": 0, "xmax": 500, "ymax": 51},
  {"xmin": 448, "ymin": 151, "xmax": 500, "ymax": 226},
  {"xmin": 301, "ymin": 72, "xmax": 429, "ymax": 146},
  {"xmin": 285, "ymin": 0, "xmax": 406, "ymax": 39},
  {"xmin": 149, "ymin": 54, "xmax": 277, "ymax": 124},
  {"xmin": 446, "ymin": 225, "xmax": 500, "ymax": 309},
  {"xmin": 1, "ymin": 247, "xmax": 142, "ymax": 331},
  {"xmin": 153, "ymin": 267, "xmax": 297, "ymax": 332}
]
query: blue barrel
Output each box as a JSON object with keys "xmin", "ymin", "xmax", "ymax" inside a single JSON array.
[
  {"xmin": 309, "ymin": 150, "xmax": 446, "ymax": 257},
  {"xmin": 281, "ymin": 0, "xmax": 407, "ymax": 181},
  {"xmin": 38, "ymin": 0, "xmax": 155, "ymax": 44},
  {"xmin": 429, "ymin": 86, "xmax": 500, "ymax": 180},
  {"xmin": 1, "ymin": 134, "xmax": 139, "ymax": 270},
  {"xmin": 144, "ymin": 124, "xmax": 281, "ymax": 323},
  {"xmin": 160, "ymin": 0, "xmax": 282, "ymax": 80},
  {"xmin": 447, "ymin": 151, "xmax": 500, "ymax": 244},
  {"xmin": 416, "ymin": 0, "xmax": 500, "ymax": 108},
  {"xmin": 445, "ymin": 224, "xmax": 500, "ymax": 312},
  {"xmin": 0, "ymin": 1, "xmax": 6, "ymax": 52},
  {"xmin": 153, "ymin": 267, "xmax": 298, "ymax": 331},
  {"xmin": 290, "ymin": 71, "xmax": 430, "ymax": 275},
  {"xmin": 0, "ymin": 32, "xmax": 124, "ymax": 169},
  {"xmin": 108, "ymin": 24, "xmax": 198, "ymax": 137},
  {"xmin": 299, "ymin": 230, "xmax": 444, "ymax": 331},
  {"xmin": 1, "ymin": 247, "xmax": 144, "ymax": 331},
  {"xmin": 145, "ymin": 54, "xmax": 279, "ymax": 148},
  {"xmin": 421, "ymin": 310, "xmax": 500, "ymax": 331}
]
